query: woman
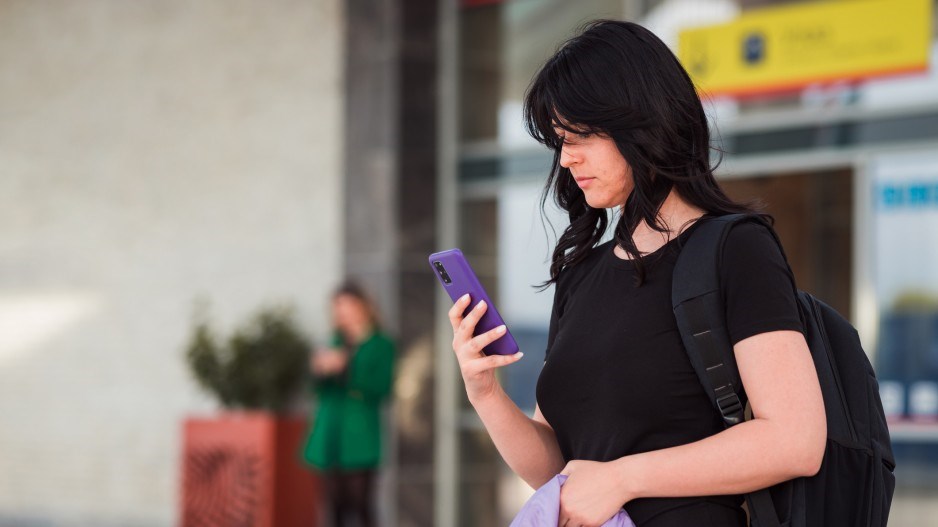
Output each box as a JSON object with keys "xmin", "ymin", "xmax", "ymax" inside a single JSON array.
[
  {"xmin": 303, "ymin": 281, "xmax": 395, "ymax": 527},
  {"xmin": 447, "ymin": 20, "xmax": 826, "ymax": 527}
]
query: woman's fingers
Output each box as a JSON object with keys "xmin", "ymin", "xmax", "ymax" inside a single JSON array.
[
  {"xmin": 458, "ymin": 299, "xmax": 488, "ymax": 340},
  {"xmin": 453, "ymin": 322, "xmax": 504, "ymax": 361},
  {"xmin": 465, "ymin": 323, "xmax": 504, "ymax": 354},
  {"xmin": 447, "ymin": 293, "xmax": 472, "ymax": 331},
  {"xmin": 447, "ymin": 296, "xmax": 521, "ymax": 370},
  {"xmin": 461, "ymin": 348, "xmax": 524, "ymax": 376},
  {"xmin": 480, "ymin": 349, "xmax": 524, "ymax": 369},
  {"xmin": 449, "ymin": 297, "xmax": 489, "ymax": 344}
]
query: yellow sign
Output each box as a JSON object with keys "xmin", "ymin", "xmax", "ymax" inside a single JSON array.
[{"xmin": 678, "ymin": 0, "xmax": 932, "ymax": 97}]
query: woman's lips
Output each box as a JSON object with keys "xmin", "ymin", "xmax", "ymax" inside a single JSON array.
[{"xmin": 574, "ymin": 177, "xmax": 595, "ymax": 188}]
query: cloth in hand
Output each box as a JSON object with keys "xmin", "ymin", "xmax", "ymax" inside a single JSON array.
[{"xmin": 510, "ymin": 474, "xmax": 636, "ymax": 527}]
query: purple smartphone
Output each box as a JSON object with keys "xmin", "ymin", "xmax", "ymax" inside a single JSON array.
[{"xmin": 429, "ymin": 248, "xmax": 519, "ymax": 356}]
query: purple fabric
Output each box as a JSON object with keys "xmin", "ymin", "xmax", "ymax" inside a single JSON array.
[{"xmin": 510, "ymin": 474, "xmax": 636, "ymax": 527}]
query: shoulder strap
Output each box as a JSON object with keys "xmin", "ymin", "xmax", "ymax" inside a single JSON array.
[
  {"xmin": 672, "ymin": 213, "xmax": 756, "ymax": 426},
  {"xmin": 672, "ymin": 213, "xmax": 783, "ymax": 527}
]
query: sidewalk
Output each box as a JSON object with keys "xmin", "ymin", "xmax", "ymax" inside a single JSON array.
[{"xmin": 890, "ymin": 489, "xmax": 938, "ymax": 526}]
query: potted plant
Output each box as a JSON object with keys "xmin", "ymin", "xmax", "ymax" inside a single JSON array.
[{"xmin": 179, "ymin": 303, "xmax": 319, "ymax": 527}]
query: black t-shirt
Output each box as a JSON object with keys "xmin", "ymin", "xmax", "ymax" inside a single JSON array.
[{"xmin": 535, "ymin": 218, "xmax": 804, "ymax": 526}]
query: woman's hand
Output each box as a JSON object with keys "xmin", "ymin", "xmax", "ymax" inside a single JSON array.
[
  {"xmin": 558, "ymin": 460, "xmax": 631, "ymax": 527},
  {"xmin": 448, "ymin": 294, "xmax": 523, "ymax": 403},
  {"xmin": 311, "ymin": 348, "xmax": 348, "ymax": 376}
]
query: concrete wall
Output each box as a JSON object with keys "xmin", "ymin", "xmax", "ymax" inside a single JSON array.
[{"xmin": 0, "ymin": 1, "xmax": 344, "ymax": 524}]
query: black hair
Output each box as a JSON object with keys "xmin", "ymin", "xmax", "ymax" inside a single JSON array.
[{"xmin": 524, "ymin": 19, "xmax": 768, "ymax": 286}]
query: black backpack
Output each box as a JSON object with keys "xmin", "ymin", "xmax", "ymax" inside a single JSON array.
[{"xmin": 672, "ymin": 214, "xmax": 896, "ymax": 527}]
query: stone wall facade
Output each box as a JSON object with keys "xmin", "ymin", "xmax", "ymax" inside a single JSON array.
[{"xmin": 0, "ymin": 1, "xmax": 344, "ymax": 524}]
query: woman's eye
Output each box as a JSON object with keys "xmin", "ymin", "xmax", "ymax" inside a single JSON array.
[{"xmin": 563, "ymin": 133, "xmax": 590, "ymax": 144}]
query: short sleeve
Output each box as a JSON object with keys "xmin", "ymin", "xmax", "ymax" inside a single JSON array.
[{"xmin": 720, "ymin": 221, "xmax": 804, "ymax": 346}]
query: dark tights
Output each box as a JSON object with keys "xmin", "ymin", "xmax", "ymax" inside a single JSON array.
[{"xmin": 323, "ymin": 470, "xmax": 376, "ymax": 527}]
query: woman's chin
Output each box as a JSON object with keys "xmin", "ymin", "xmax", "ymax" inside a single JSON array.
[
  {"xmin": 584, "ymin": 196, "xmax": 612, "ymax": 209},
  {"xmin": 583, "ymin": 191, "xmax": 629, "ymax": 210}
]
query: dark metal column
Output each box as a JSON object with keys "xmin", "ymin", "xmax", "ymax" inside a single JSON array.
[{"xmin": 344, "ymin": 1, "xmax": 439, "ymax": 525}]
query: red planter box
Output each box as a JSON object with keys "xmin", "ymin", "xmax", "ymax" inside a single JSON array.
[{"xmin": 180, "ymin": 412, "xmax": 319, "ymax": 527}]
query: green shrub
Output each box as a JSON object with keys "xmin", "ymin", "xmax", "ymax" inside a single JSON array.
[{"xmin": 185, "ymin": 304, "xmax": 312, "ymax": 413}]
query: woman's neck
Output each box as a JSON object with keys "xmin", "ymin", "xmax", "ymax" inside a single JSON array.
[
  {"xmin": 614, "ymin": 190, "xmax": 705, "ymax": 258},
  {"xmin": 635, "ymin": 190, "xmax": 704, "ymax": 232},
  {"xmin": 342, "ymin": 324, "xmax": 374, "ymax": 345}
]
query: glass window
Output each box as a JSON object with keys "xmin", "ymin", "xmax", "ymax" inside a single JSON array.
[{"xmin": 870, "ymin": 153, "xmax": 938, "ymax": 495}]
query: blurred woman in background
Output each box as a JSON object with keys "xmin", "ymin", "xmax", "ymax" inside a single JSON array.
[{"xmin": 303, "ymin": 281, "xmax": 395, "ymax": 527}]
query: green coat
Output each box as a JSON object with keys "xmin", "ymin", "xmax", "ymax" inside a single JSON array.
[{"xmin": 303, "ymin": 330, "xmax": 395, "ymax": 470}]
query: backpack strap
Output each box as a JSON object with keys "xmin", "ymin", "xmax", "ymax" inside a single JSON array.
[
  {"xmin": 672, "ymin": 213, "xmax": 754, "ymax": 426},
  {"xmin": 672, "ymin": 213, "xmax": 782, "ymax": 527}
]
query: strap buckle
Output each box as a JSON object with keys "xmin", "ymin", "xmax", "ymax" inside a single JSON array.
[{"xmin": 716, "ymin": 392, "xmax": 744, "ymax": 426}]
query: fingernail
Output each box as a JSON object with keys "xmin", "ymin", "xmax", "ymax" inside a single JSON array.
[
  {"xmin": 460, "ymin": 293, "xmax": 470, "ymax": 301},
  {"xmin": 515, "ymin": 352, "xmax": 524, "ymax": 359},
  {"xmin": 477, "ymin": 300, "xmax": 486, "ymax": 308},
  {"xmin": 496, "ymin": 325, "xmax": 506, "ymax": 333}
]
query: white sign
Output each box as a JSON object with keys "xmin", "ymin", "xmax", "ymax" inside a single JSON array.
[{"xmin": 870, "ymin": 152, "xmax": 938, "ymax": 310}]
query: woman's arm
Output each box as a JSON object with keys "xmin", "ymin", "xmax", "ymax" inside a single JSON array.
[
  {"xmin": 346, "ymin": 336, "xmax": 395, "ymax": 402},
  {"xmin": 472, "ymin": 396, "xmax": 565, "ymax": 489},
  {"xmin": 449, "ymin": 294, "xmax": 566, "ymax": 489},
  {"xmin": 558, "ymin": 330, "xmax": 827, "ymax": 525}
]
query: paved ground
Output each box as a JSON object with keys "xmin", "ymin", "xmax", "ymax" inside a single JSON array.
[{"xmin": 891, "ymin": 489, "xmax": 938, "ymax": 527}]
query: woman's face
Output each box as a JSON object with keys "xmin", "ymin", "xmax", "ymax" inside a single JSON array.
[
  {"xmin": 332, "ymin": 294, "xmax": 371, "ymax": 335},
  {"xmin": 556, "ymin": 128, "xmax": 633, "ymax": 209}
]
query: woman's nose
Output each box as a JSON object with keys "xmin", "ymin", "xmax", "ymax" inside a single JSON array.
[{"xmin": 559, "ymin": 147, "xmax": 576, "ymax": 168}]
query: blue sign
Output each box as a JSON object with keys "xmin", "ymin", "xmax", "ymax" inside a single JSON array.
[{"xmin": 876, "ymin": 182, "xmax": 938, "ymax": 209}]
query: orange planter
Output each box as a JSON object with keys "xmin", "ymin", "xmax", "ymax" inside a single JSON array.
[{"xmin": 180, "ymin": 412, "xmax": 319, "ymax": 527}]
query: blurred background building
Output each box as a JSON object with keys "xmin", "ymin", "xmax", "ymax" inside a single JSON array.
[
  {"xmin": 0, "ymin": 1, "xmax": 346, "ymax": 526},
  {"xmin": 1, "ymin": 0, "xmax": 937, "ymax": 526}
]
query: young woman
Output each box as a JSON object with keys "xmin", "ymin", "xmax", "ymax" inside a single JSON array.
[
  {"xmin": 447, "ymin": 20, "xmax": 826, "ymax": 527},
  {"xmin": 303, "ymin": 281, "xmax": 395, "ymax": 527}
]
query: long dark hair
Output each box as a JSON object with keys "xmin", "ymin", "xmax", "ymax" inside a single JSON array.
[{"xmin": 524, "ymin": 20, "xmax": 767, "ymax": 286}]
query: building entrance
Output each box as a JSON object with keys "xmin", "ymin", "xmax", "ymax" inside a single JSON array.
[{"xmin": 721, "ymin": 168, "xmax": 854, "ymax": 318}]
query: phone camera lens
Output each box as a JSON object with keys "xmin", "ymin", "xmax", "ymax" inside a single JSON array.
[{"xmin": 432, "ymin": 261, "xmax": 452, "ymax": 284}]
